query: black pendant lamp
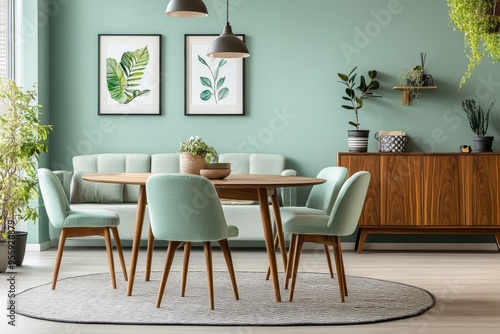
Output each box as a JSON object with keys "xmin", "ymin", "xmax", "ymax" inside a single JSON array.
[
  {"xmin": 207, "ymin": 0, "xmax": 249, "ymax": 58},
  {"xmin": 165, "ymin": 0, "xmax": 208, "ymax": 18}
]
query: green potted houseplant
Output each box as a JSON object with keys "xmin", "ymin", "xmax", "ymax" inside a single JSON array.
[
  {"xmin": 448, "ymin": 0, "xmax": 500, "ymax": 88},
  {"xmin": 179, "ymin": 136, "xmax": 217, "ymax": 174},
  {"xmin": 0, "ymin": 77, "xmax": 52, "ymax": 270},
  {"xmin": 337, "ymin": 67, "xmax": 382, "ymax": 152},
  {"xmin": 398, "ymin": 53, "xmax": 434, "ymax": 103},
  {"xmin": 461, "ymin": 97, "xmax": 496, "ymax": 151}
]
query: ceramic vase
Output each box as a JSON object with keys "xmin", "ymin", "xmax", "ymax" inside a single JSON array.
[{"xmin": 179, "ymin": 153, "xmax": 206, "ymax": 175}]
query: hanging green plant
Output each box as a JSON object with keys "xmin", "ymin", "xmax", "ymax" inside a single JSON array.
[{"xmin": 448, "ymin": 0, "xmax": 500, "ymax": 88}]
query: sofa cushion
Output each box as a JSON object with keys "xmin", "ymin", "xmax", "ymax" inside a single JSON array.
[
  {"xmin": 150, "ymin": 153, "xmax": 181, "ymax": 173},
  {"xmin": 71, "ymin": 154, "xmax": 150, "ymax": 203},
  {"xmin": 218, "ymin": 153, "xmax": 285, "ymax": 175},
  {"xmin": 70, "ymin": 172, "xmax": 123, "ymax": 203}
]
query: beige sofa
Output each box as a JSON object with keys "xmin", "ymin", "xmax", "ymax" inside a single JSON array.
[{"xmin": 50, "ymin": 153, "xmax": 298, "ymax": 247}]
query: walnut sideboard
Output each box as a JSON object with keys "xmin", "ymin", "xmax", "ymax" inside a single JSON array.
[{"xmin": 337, "ymin": 152, "xmax": 500, "ymax": 253}]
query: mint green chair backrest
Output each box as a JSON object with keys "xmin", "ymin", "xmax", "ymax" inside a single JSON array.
[
  {"xmin": 328, "ymin": 171, "xmax": 371, "ymax": 236},
  {"xmin": 146, "ymin": 174, "xmax": 230, "ymax": 242},
  {"xmin": 305, "ymin": 166, "xmax": 348, "ymax": 214},
  {"xmin": 38, "ymin": 168, "xmax": 70, "ymax": 228}
]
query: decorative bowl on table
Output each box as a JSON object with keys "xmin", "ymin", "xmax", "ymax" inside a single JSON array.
[{"xmin": 200, "ymin": 162, "xmax": 231, "ymax": 179}]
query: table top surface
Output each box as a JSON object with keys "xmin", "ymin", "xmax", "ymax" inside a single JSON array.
[{"xmin": 82, "ymin": 173, "xmax": 325, "ymax": 188}]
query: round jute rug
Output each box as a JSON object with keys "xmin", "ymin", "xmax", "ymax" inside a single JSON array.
[{"xmin": 16, "ymin": 271, "xmax": 434, "ymax": 326}]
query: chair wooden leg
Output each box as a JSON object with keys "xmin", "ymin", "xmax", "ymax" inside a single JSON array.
[
  {"xmin": 156, "ymin": 241, "xmax": 181, "ymax": 308},
  {"xmin": 285, "ymin": 233, "xmax": 297, "ymax": 290},
  {"xmin": 332, "ymin": 236, "xmax": 346, "ymax": 302},
  {"xmin": 203, "ymin": 242, "xmax": 215, "ymax": 310},
  {"xmin": 289, "ymin": 234, "xmax": 304, "ymax": 302},
  {"xmin": 219, "ymin": 239, "xmax": 239, "ymax": 300},
  {"xmin": 337, "ymin": 237, "xmax": 348, "ymax": 297},
  {"xmin": 181, "ymin": 242, "xmax": 191, "ymax": 297},
  {"xmin": 111, "ymin": 227, "xmax": 128, "ymax": 281},
  {"xmin": 52, "ymin": 229, "xmax": 68, "ymax": 290},
  {"xmin": 104, "ymin": 228, "xmax": 117, "ymax": 289},
  {"xmin": 324, "ymin": 245, "xmax": 334, "ymax": 278}
]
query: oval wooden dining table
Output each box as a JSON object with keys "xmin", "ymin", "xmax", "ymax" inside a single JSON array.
[{"xmin": 83, "ymin": 173, "xmax": 325, "ymax": 302}]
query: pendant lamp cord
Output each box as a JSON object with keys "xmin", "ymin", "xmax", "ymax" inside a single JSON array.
[{"xmin": 226, "ymin": 0, "xmax": 229, "ymax": 25}]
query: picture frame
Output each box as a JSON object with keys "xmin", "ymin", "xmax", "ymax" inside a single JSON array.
[
  {"xmin": 184, "ymin": 34, "xmax": 245, "ymax": 116},
  {"xmin": 98, "ymin": 34, "xmax": 162, "ymax": 115}
]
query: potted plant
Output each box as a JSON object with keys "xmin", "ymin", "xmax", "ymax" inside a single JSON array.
[
  {"xmin": 398, "ymin": 53, "xmax": 434, "ymax": 102},
  {"xmin": 337, "ymin": 67, "xmax": 382, "ymax": 152},
  {"xmin": 461, "ymin": 97, "xmax": 496, "ymax": 152},
  {"xmin": 448, "ymin": 0, "xmax": 500, "ymax": 88},
  {"xmin": 0, "ymin": 77, "xmax": 52, "ymax": 270},
  {"xmin": 179, "ymin": 136, "xmax": 217, "ymax": 174}
]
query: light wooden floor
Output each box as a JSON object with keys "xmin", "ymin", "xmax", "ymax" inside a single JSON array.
[{"xmin": 2, "ymin": 245, "xmax": 500, "ymax": 333}]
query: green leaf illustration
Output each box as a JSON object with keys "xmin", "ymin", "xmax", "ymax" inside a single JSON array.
[
  {"xmin": 197, "ymin": 55, "xmax": 230, "ymax": 104},
  {"xmin": 106, "ymin": 46, "xmax": 151, "ymax": 104},
  {"xmin": 218, "ymin": 87, "xmax": 229, "ymax": 101},
  {"xmin": 200, "ymin": 77, "xmax": 212, "ymax": 88},
  {"xmin": 200, "ymin": 90, "xmax": 212, "ymax": 101},
  {"xmin": 216, "ymin": 77, "xmax": 226, "ymax": 90},
  {"xmin": 198, "ymin": 55, "xmax": 208, "ymax": 66}
]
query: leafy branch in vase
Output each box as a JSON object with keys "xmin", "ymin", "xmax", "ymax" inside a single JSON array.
[{"xmin": 198, "ymin": 55, "xmax": 229, "ymax": 104}]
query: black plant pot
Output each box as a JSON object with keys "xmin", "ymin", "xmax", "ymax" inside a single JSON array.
[
  {"xmin": 347, "ymin": 130, "xmax": 370, "ymax": 152},
  {"xmin": 472, "ymin": 136, "xmax": 494, "ymax": 152},
  {"xmin": 15, "ymin": 231, "xmax": 28, "ymax": 266}
]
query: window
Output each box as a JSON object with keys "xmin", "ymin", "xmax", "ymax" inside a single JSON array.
[{"xmin": 0, "ymin": 0, "xmax": 13, "ymax": 78}]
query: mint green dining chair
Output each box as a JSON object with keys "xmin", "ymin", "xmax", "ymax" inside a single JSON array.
[
  {"xmin": 268, "ymin": 166, "xmax": 348, "ymax": 279},
  {"xmin": 284, "ymin": 171, "xmax": 371, "ymax": 302},
  {"xmin": 37, "ymin": 168, "xmax": 127, "ymax": 290},
  {"xmin": 146, "ymin": 173, "xmax": 239, "ymax": 310}
]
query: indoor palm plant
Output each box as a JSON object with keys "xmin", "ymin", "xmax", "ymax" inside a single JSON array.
[
  {"xmin": 461, "ymin": 98, "xmax": 496, "ymax": 151},
  {"xmin": 448, "ymin": 0, "xmax": 500, "ymax": 88},
  {"xmin": 0, "ymin": 77, "xmax": 52, "ymax": 269},
  {"xmin": 337, "ymin": 67, "xmax": 382, "ymax": 152},
  {"xmin": 179, "ymin": 136, "xmax": 217, "ymax": 174}
]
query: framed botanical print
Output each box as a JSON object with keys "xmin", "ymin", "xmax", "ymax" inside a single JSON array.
[
  {"xmin": 98, "ymin": 34, "xmax": 162, "ymax": 115},
  {"xmin": 184, "ymin": 34, "xmax": 245, "ymax": 116}
]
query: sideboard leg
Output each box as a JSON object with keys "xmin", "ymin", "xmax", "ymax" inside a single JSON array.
[
  {"xmin": 357, "ymin": 229, "xmax": 368, "ymax": 254},
  {"xmin": 494, "ymin": 231, "xmax": 500, "ymax": 252},
  {"xmin": 354, "ymin": 229, "xmax": 361, "ymax": 251}
]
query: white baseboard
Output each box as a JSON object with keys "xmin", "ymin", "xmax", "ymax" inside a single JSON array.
[
  {"xmin": 29, "ymin": 240, "xmax": 499, "ymax": 252},
  {"xmin": 26, "ymin": 241, "xmax": 52, "ymax": 252}
]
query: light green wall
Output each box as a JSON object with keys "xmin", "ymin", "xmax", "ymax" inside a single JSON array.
[
  {"xmin": 36, "ymin": 0, "xmax": 500, "ymax": 244},
  {"xmin": 20, "ymin": 0, "xmax": 51, "ymax": 244}
]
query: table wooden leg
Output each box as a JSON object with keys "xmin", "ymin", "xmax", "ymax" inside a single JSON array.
[
  {"xmin": 258, "ymin": 188, "xmax": 281, "ymax": 302},
  {"xmin": 127, "ymin": 185, "xmax": 147, "ymax": 296},
  {"xmin": 145, "ymin": 225, "xmax": 155, "ymax": 281},
  {"xmin": 271, "ymin": 192, "xmax": 287, "ymax": 273}
]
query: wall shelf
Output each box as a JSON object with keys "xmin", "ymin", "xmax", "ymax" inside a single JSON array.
[{"xmin": 393, "ymin": 86, "xmax": 438, "ymax": 106}]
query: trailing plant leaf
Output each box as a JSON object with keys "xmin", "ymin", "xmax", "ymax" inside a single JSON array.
[
  {"xmin": 448, "ymin": 0, "xmax": 500, "ymax": 88},
  {"xmin": 106, "ymin": 46, "xmax": 151, "ymax": 104}
]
